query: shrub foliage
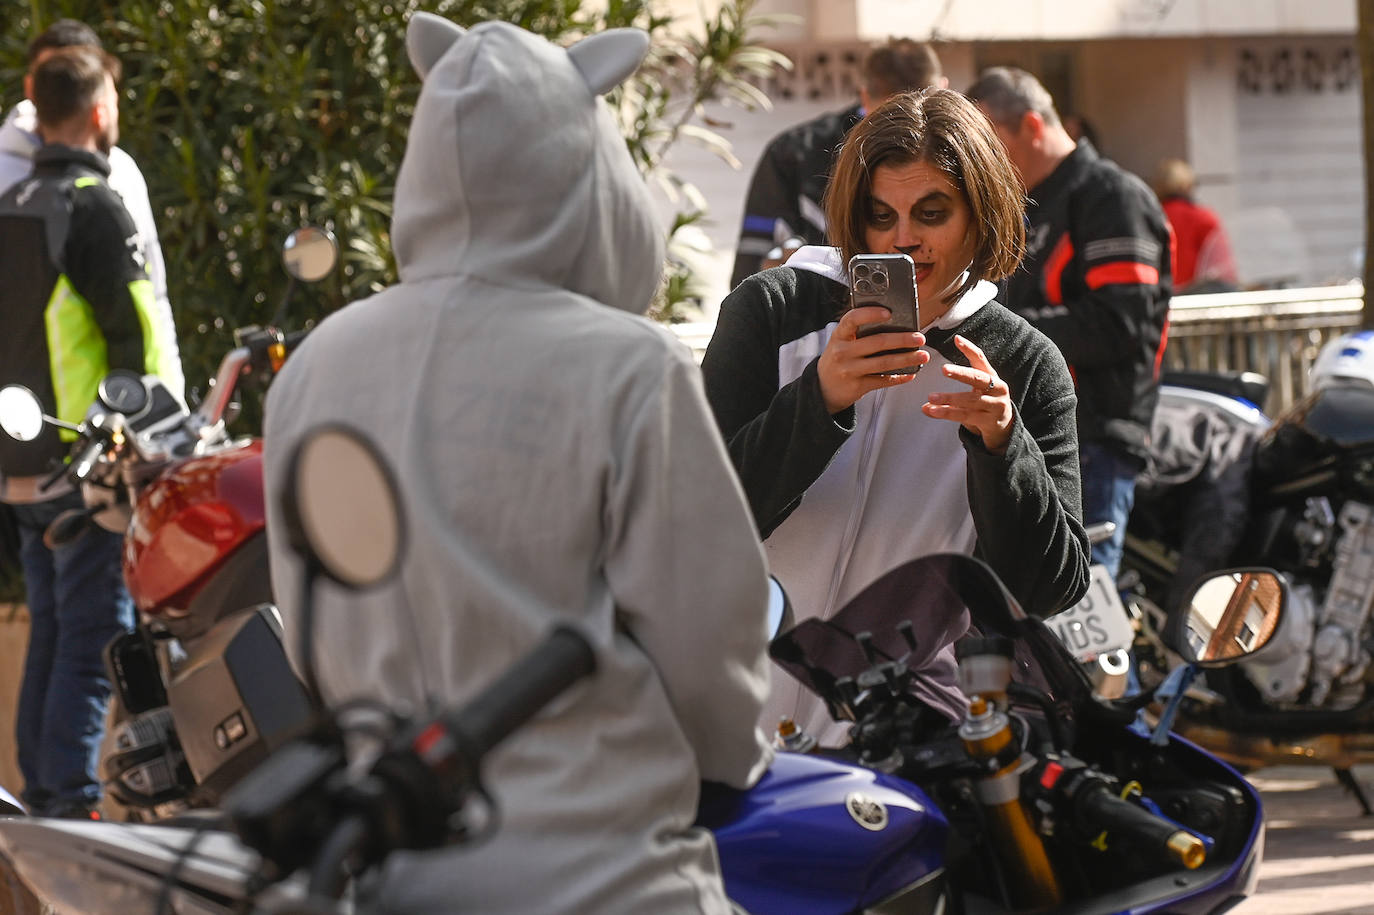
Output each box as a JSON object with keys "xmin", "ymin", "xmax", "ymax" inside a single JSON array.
[
  {"xmin": 0, "ymin": 0, "xmax": 784, "ymax": 601},
  {"xmin": 0, "ymin": 0, "xmax": 782, "ymax": 392}
]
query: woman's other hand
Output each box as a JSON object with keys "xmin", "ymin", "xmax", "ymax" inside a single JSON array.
[
  {"xmin": 922, "ymin": 334, "xmax": 1013, "ymax": 454},
  {"xmin": 817, "ymin": 306, "xmax": 929, "ymax": 415}
]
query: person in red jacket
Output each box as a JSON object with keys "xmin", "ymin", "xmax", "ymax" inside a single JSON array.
[{"xmin": 1154, "ymin": 158, "xmax": 1239, "ymax": 293}]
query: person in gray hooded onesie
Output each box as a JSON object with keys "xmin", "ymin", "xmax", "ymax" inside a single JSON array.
[{"xmin": 260, "ymin": 13, "xmax": 774, "ymax": 915}]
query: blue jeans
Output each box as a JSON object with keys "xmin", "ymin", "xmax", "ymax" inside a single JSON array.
[
  {"xmin": 1081, "ymin": 442, "xmax": 1145, "ymax": 701},
  {"xmin": 1079, "ymin": 442, "xmax": 1143, "ymax": 581},
  {"xmin": 12, "ymin": 492, "xmax": 134, "ymax": 814}
]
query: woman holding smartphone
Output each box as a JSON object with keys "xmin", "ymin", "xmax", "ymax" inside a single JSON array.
[{"xmin": 702, "ymin": 88, "xmax": 1090, "ymax": 745}]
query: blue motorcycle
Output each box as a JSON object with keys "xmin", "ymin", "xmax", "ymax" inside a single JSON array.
[
  {"xmin": 0, "ymin": 428, "xmax": 1270, "ymax": 914},
  {"xmin": 702, "ymin": 552, "xmax": 1268, "ymax": 914}
]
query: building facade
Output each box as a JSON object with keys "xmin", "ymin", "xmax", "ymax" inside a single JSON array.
[{"xmin": 663, "ymin": 0, "xmax": 1362, "ymax": 311}]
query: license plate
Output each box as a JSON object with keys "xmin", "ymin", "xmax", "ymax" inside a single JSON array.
[{"xmin": 1046, "ymin": 564, "xmax": 1135, "ymax": 662}]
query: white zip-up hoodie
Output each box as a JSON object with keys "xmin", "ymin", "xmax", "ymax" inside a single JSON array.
[{"xmin": 262, "ymin": 15, "xmax": 772, "ymax": 914}]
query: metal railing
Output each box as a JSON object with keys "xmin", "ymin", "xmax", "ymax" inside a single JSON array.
[
  {"xmin": 1162, "ymin": 284, "xmax": 1365, "ymax": 415},
  {"xmin": 673, "ymin": 283, "xmax": 1367, "ymax": 417}
]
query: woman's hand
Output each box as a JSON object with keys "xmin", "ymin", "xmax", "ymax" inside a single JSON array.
[
  {"xmin": 817, "ymin": 306, "xmax": 929, "ymax": 415},
  {"xmin": 922, "ymin": 334, "xmax": 1014, "ymax": 455}
]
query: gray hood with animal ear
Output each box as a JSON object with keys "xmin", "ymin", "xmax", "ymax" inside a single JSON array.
[{"xmin": 392, "ymin": 17, "xmax": 664, "ymax": 314}]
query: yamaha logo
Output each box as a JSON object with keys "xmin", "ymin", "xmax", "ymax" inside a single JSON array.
[{"xmin": 845, "ymin": 791, "xmax": 888, "ymax": 831}]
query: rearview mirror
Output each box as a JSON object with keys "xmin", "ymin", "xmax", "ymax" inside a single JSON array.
[
  {"xmin": 0, "ymin": 385, "xmax": 45, "ymax": 442},
  {"xmin": 282, "ymin": 424, "xmax": 404, "ymax": 590},
  {"xmin": 1171, "ymin": 568, "xmax": 1286, "ymax": 667},
  {"xmin": 282, "ymin": 227, "xmax": 339, "ymax": 283},
  {"xmin": 766, "ymin": 577, "xmax": 792, "ymax": 640}
]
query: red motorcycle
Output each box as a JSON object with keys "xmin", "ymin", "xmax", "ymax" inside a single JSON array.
[{"xmin": 0, "ymin": 228, "xmax": 337, "ymax": 818}]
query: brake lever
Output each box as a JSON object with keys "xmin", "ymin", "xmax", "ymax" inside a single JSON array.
[{"xmin": 36, "ymin": 459, "xmax": 70, "ymax": 494}]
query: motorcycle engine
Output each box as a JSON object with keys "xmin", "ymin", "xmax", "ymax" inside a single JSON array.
[
  {"xmin": 1235, "ymin": 581, "xmax": 1316, "ymax": 705},
  {"xmin": 1240, "ymin": 499, "xmax": 1374, "ymax": 709},
  {"xmin": 1306, "ymin": 500, "xmax": 1374, "ymax": 707}
]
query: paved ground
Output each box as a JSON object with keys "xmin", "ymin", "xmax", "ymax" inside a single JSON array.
[{"xmin": 1236, "ymin": 765, "xmax": 1374, "ymax": 914}]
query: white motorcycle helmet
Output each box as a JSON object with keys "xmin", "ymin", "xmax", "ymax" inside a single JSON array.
[{"xmin": 1310, "ymin": 331, "xmax": 1374, "ymax": 390}]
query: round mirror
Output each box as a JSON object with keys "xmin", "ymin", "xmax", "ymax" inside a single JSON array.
[
  {"xmin": 1175, "ymin": 569, "xmax": 1285, "ymax": 666},
  {"xmin": 283, "ymin": 425, "xmax": 404, "ymax": 589},
  {"xmin": 0, "ymin": 385, "xmax": 45, "ymax": 442},
  {"xmin": 766, "ymin": 576, "xmax": 792, "ymax": 639},
  {"xmin": 282, "ymin": 227, "xmax": 339, "ymax": 283}
]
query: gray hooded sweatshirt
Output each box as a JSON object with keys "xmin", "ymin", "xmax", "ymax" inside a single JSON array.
[{"xmin": 262, "ymin": 16, "xmax": 772, "ymax": 914}]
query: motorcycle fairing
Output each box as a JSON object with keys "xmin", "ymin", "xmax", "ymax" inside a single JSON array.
[
  {"xmin": 766, "ymin": 553, "xmax": 1263, "ymax": 914},
  {"xmin": 699, "ymin": 751, "xmax": 948, "ymax": 913},
  {"xmin": 1049, "ymin": 727, "xmax": 1264, "ymax": 915}
]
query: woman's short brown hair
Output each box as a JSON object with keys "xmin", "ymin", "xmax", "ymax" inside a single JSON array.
[{"xmin": 824, "ymin": 88, "xmax": 1026, "ymax": 304}]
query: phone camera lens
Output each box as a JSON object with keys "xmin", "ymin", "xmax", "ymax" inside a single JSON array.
[
  {"xmin": 855, "ymin": 278, "xmax": 875, "ymax": 295},
  {"xmin": 872, "ymin": 272, "xmax": 889, "ymax": 292},
  {"xmin": 853, "ymin": 264, "xmax": 871, "ymax": 279}
]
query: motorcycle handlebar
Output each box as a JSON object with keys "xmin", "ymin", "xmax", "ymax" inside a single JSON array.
[
  {"xmin": 419, "ymin": 626, "xmax": 596, "ymax": 773},
  {"xmin": 283, "ymin": 329, "xmax": 311, "ymax": 352},
  {"xmin": 190, "ymin": 327, "xmax": 310, "ymax": 432},
  {"xmin": 68, "ymin": 435, "xmax": 108, "ymax": 480},
  {"xmin": 1077, "ymin": 783, "xmax": 1206, "ymax": 870},
  {"xmin": 38, "ymin": 435, "xmax": 105, "ymax": 493},
  {"xmin": 226, "ymin": 626, "xmax": 595, "ymax": 898},
  {"xmin": 306, "ymin": 813, "xmax": 370, "ymax": 902},
  {"xmin": 191, "ymin": 346, "xmax": 253, "ymax": 431}
]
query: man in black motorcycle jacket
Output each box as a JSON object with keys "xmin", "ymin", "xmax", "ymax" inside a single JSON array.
[
  {"xmin": 968, "ymin": 68, "xmax": 1172, "ymax": 581},
  {"xmin": 0, "ymin": 47, "xmax": 179, "ymax": 820},
  {"xmin": 729, "ymin": 39, "xmax": 947, "ymax": 288}
]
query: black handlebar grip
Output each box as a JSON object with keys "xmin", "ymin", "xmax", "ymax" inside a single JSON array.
[
  {"xmin": 39, "ymin": 436, "xmax": 103, "ymax": 492},
  {"xmin": 68, "ymin": 436, "xmax": 107, "ymax": 479},
  {"xmin": 283, "ymin": 328, "xmax": 311, "ymax": 352},
  {"xmin": 1077, "ymin": 784, "xmax": 1206, "ymax": 869},
  {"xmin": 37, "ymin": 459, "xmax": 72, "ymax": 493},
  {"xmin": 440, "ymin": 626, "xmax": 596, "ymax": 766}
]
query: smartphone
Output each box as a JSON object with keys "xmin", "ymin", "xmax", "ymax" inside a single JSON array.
[{"xmin": 848, "ymin": 253, "xmax": 921, "ymax": 375}]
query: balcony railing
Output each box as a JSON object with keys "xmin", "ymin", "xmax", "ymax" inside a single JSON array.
[{"xmin": 672, "ymin": 283, "xmax": 1367, "ymax": 418}]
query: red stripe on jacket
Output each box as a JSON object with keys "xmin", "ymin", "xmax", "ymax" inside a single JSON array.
[
  {"xmin": 1153, "ymin": 315, "xmax": 1170, "ymax": 380},
  {"xmin": 1085, "ymin": 261, "xmax": 1159, "ymax": 289},
  {"xmin": 1044, "ymin": 235, "xmax": 1074, "ymax": 306}
]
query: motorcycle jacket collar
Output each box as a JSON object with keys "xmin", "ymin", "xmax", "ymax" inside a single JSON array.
[
  {"xmin": 1029, "ymin": 138, "xmax": 1100, "ymax": 207},
  {"xmin": 31, "ymin": 144, "xmax": 112, "ymax": 179}
]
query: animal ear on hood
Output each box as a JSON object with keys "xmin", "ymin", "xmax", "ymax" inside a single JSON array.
[
  {"xmin": 567, "ymin": 29, "xmax": 649, "ymax": 96},
  {"xmin": 407, "ymin": 11, "xmax": 467, "ymax": 79}
]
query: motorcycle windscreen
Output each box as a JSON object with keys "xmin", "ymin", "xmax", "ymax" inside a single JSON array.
[
  {"xmin": 769, "ymin": 553, "xmax": 1094, "ymax": 718},
  {"xmin": 1250, "ymin": 386, "xmax": 1374, "ymax": 503}
]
